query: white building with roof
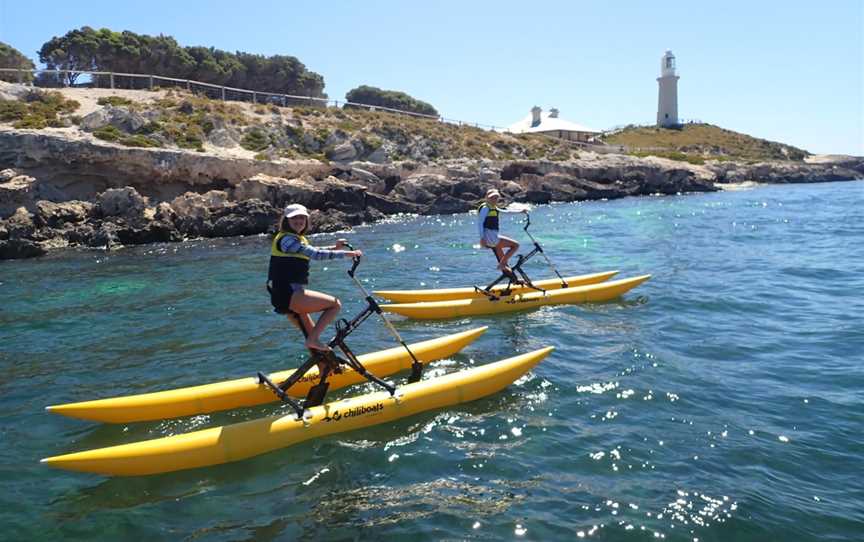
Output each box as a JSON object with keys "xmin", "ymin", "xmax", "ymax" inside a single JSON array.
[{"xmin": 507, "ymin": 106, "xmax": 600, "ymax": 143}]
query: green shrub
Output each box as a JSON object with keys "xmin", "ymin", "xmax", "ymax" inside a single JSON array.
[
  {"xmin": 139, "ymin": 121, "xmax": 162, "ymax": 134},
  {"xmin": 284, "ymin": 124, "xmax": 304, "ymax": 140},
  {"xmin": 359, "ymin": 133, "xmax": 383, "ymax": 150},
  {"xmin": 0, "ymin": 99, "xmax": 27, "ymax": 122},
  {"xmin": 345, "ymin": 85, "xmax": 438, "ymax": 116},
  {"xmin": 93, "ymin": 125, "xmax": 123, "ymax": 142},
  {"xmin": 160, "ymin": 122, "xmax": 204, "ymax": 150},
  {"xmin": 1, "ymin": 91, "xmax": 79, "ymax": 130},
  {"xmin": 97, "ymin": 96, "xmax": 134, "ymax": 107},
  {"xmin": 241, "ymin": 128, "xmax": 271, "ymax": 151},
  {"xmin": 120, "ymin": 134, "xmax": 161, "ymax": 147},
  {"xmin": 14, "ymin": 116, "xmax": 49, "ymax": 129}
]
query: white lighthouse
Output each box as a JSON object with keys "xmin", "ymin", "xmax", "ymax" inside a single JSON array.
[{"xmin": 657, "ymin": 50, "xmax": 679, "ymax": 127}]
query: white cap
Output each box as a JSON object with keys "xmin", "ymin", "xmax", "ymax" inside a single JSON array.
[
  {"xmin": 283, "ymin": 203, "xmax": 310, "ymax": 218},
  {"xmin": 486, "ymin": 189, "xmax": 501, "ymax": 199}
]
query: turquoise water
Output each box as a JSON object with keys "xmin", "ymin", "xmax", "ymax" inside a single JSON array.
[{"xmin": 1, "ymin": 181, "xmax": 862, "ymax": 541}]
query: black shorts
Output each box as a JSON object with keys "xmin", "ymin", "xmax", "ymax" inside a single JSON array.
[{"xmin": 269, "ymin": 282, "xmax": 295, "ymax": 314}]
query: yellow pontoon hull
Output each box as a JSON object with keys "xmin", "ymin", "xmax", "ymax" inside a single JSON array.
[
  {"xmin": 42, "ymin": 347, "xmax": 553, "ymax": 476},
  {"xmin": 374, "ymin": 270, "xmax": 619, "ymax": 303},
  {"xmin": 381, "ymin": 275, "xmax": 652, "ymax": 319},
  {"xmin": 46, "ymin": 327, "xmax": 488, "ymax": 423}
]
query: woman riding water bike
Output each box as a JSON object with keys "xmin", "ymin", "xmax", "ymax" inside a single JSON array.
[
  {"xmin": 477, "ymin": 189, "xmax": 527, "ymax": 274},
  {"xmin": 268, "ymin": 204, "xmax": 362, "ymax": 352}
]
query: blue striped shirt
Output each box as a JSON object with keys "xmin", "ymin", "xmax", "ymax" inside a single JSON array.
[{"xmin": 278, "ymin": 237, "xmax": 350, "ymax": 261}]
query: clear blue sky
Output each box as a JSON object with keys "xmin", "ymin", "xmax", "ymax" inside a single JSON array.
[{"xmin": 1, "ymin": 0, "xmax": 862, "ymax": 155}]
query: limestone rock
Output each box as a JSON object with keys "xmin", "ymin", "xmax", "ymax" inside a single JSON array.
[
  {"xmin": 393, "ymin": 173, "xmax": 457, "ymax": 204},
  {"xmin": 35, "ymin": 200, "xmax": 94, "ymax": 228},
  {"xmin": 98, "ymin": 187, "xmax": 148, "ymax": 218},
  {"xmin": 0, "ymin": 174, "xmax": 37, "ymax": 218},
  {"xmin": 326, "ymin": 141, "xmax": 359, "ymax": 162},
  {"xmin": 80, "ymin": 106, "xmax": 148, "ymax": 133},
  {"xmin": 208, "ymin": 127, "xmax": 241, "ymax": 148},
  {"xmin": 365, "ymin": 145, "xmax": 388, "ymax": 164},
  {"xmin": 424, "ymin": 194, "xmax": 474, "ymax": 215},
  {"xmin": 365, "ymin": 192, "xmax": 420, "ymax": 214},
  {"xmin": 0, "ymin": 169, "xmax": 18, "ymax": 182},
  {"xmin": 4, "ymin": 206, "xmax": 36, "ymax": 239}
]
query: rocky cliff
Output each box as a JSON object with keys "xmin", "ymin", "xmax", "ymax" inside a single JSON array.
[{"xmin": 1, "ymin": 126, "xmax": 862, "ymax": 260}]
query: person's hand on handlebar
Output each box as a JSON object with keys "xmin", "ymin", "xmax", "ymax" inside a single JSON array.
[{"xmin": 347, "ymin": 250, "xmax": 363, "ymax": 258}]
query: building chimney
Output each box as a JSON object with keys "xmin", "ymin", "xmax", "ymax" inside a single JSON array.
[
  {"xmin": 549, "ymin": 108, "xmax": 559, "ymax": 118},
  {"xmin": 531, "ymin": 106, "xmax": 542, "ymax": 127}
]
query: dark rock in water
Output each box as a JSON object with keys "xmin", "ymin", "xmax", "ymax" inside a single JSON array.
[
  {"xmin": 35, "ymin": 200, "xmax": 94, "ymax": 228},
  {"xmin": 423, "ymin": 194, "xmax": 474, "ymax": 215},
  {"xmin": 209, "ymin": 199, "xmax": 276, "ymax": 237},
  {"xmin": 111, "ymin": 217, "xmax": 178, "ymax": 245},
  {"xmin": 0, "ymin": 238, "xmax": 45, "ymax": 259},
  {"xmin": 522, "ymin": 190, "xmax": 552, "ymax": 204},
  {"xmin": 309, "ymin": 209, "xmax": 353, "ymax": 234},
  {"xmin": 98, "ymin": 187, "xmax": 148, "ymax": 218},
  {"xmin": 365, "ymin": 192, "xmax": 420, "ymax": 214},
  {"xmin": 4, "ymin": 207, "xmax": 37, "ymax": 239},
  {"xmin": 86, "ymin": 222, "xmax": 121, "ymax": 249},
  {"xmin": 363, "ymin": 207, "xmax": 386, "ymax": 223}
]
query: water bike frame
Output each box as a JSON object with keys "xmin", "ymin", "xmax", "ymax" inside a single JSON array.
[
  {"xmin": 475, "ymin": 212, "xmax": 569, "ymax": 301},
  {"xmin": 259, "ymin": 246, "xmax": 423, "ymax": 419}
]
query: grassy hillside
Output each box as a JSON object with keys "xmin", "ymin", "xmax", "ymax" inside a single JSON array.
[
  {"xmin": 0, "ymin": 86, "xmax": 580, "ymax": 163},
  {"xmin": 605, "ymin": 123, "xmax": 809, "ymax": 163}
]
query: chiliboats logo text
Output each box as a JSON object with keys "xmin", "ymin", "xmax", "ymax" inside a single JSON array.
[{"xmin": 323, "ymin": 402, "xmax": 384, "ymax": 422}]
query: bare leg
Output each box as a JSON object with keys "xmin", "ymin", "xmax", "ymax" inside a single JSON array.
[
  {"xmin": 496, "ymin": 236, "xmax": 520, "ymax": 269},
  {"xmin": 289, "ymin": 289, "xmax": 342, "ymax": 351},
  {"xmin": 285, "ymin": 312, "xmax": 315, "ymax": 338}
]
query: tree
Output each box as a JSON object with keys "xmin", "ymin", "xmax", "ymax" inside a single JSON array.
[
  {"xmin": 36, "ymin": 27, "xmax": 327, "ymax": 96},
  {"xmin": 38, "ymin": 26, "xmax": 102, "ymax": 85},
  {"xmin": 0, "ymin": 41, "xmax": 36, "ymax": 83},
  {"xmin": 345, "ymin": 85, "xmax": 438, "ymax": 116}
]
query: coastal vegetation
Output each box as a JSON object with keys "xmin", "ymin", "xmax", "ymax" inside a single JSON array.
[
  {"xmin": 34, "ymin": 27, "xmax": 326, "ymax": 98},
  {"xmin": 0, "ymin": 89, "xmax": 79, "ymax": 129},
  {"xmin": 345, "ymin": 85, "xmax": 439, "ymax": 116},
  {"xmin": 0, "ymin": 42, "xmax": 35, "ymax": 83},
  {"xmin": 606, "ymin": 123, "xmax": 809, "ymax": 162},
  {"xmin": 0, "ymin": 84, "xmax": 580, "ymax": 162}
]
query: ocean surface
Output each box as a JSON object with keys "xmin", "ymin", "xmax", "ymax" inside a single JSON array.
[{"xmin": 1, "ymin": 180, "xmax": 862, "ymax": 541}]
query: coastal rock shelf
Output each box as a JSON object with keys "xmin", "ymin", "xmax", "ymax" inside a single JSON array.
[{"xmin": 1, "ymin": 128, "xmax": 862, "ymax": 260}]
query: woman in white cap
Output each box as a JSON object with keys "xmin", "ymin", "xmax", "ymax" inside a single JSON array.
[
  {"xmin": 268, "ymin": 204, "xmax": 362, "ymax": 351},
  {"xmin": 478, "ymin": 189, "xmax": 525, "ymax": 273}
]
